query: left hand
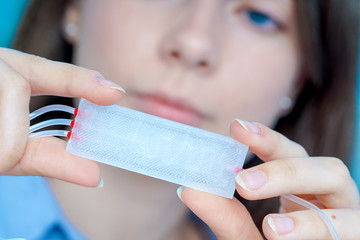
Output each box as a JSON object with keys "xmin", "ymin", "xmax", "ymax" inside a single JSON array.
[{"xmin": 178, "ymin": 120, "xmax": 360, "ymax": 239}]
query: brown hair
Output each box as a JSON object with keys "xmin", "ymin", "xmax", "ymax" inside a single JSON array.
[
  {"xmin": 276, "ymin": 0, "xmax": 360, "ymax": 163},
  {"xmin": 13, "ymin": 0, "xmax": 360, "ymax": 232}
]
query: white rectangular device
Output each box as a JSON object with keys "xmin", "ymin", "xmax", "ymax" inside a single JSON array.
[{"xmin": 66, "ymin": 99, "xmax": 248, "ymax": 198}]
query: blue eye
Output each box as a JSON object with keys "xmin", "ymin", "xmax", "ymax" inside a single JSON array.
[{"xmin": 246, "ymin": 10, "xmax": 276, "ymax": 28}]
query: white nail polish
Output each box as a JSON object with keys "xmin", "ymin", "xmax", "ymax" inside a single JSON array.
[
  {"xmin": 235, "ymin": 173, "xmax": 248, "ymax": 190},
  {"xmin": 177, "ymin": 186, "xmax": 184, "ymax": 203},
  {"xmin": 233, "ymin": 119, "xmax": 249, "ymax": 131},
  {"xmin": 96, "ymin": 77, "xmax": 126, "ymax": 93},
  {"xmin": 268, "ymin": 215, "xmax": 295, "ymax": 235},
  {"xmin": 96, "ymin": 178, "xmax": 104, "ymax": 188},
  {"xmin": 233, "ymin": 119, "xmax": 260, "ymax": 134},
  {"xmin": 268, "ymin": 217, "xmax": 278, "ymax": 234}
]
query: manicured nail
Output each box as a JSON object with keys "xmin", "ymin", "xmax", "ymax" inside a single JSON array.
[
  {"xmin": 96, "ymin": 178, "xmax": 104, "ymax": 188},
  {"xmin": 235, "ymin": 169, "xmax": 266, "ymax": 191},
  {"xmin": 233, "ymin": 119, "xmax": 260, "ymax": 134},
  {"xmin": 268, "ymin": 215, "xmax": 295, "ymax": 235},
  {"xmin": 96, "ymin": 77, "xmax": 126, "ymax": 93},
  {"xmin": 177, "ymin": 186, "xmax": 184, "ymax": 203}
]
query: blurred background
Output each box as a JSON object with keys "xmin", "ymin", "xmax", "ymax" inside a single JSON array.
[
  {"xmin": 1, "ymin": 0, "xmax": 359, "ymax": 188},
  {"xmin": 0, "ymin": 0, "xmax": 29, "ymax": 47}
]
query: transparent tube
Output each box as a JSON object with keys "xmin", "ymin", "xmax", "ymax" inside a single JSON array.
[
  {"xmin": 29, "ymin": 105, "xmax": 74, "ymax": 120},
  {"xmin": 29, "ymin": 119, "xmax": 72, "ymax": 133},
  {"xmin": 283, "ymin": 194, "xmax": 340, "ymax": 240},
  {"xmin": 28, "ymin": 130, "xmax": 69, "ymax": 139}
]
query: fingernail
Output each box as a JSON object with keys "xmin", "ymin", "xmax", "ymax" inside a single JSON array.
[
  {"xmin": 177, "ymin": 186, "xmax": 184, "ymax": 203},
  {"xmin": 235, "ymin": 169, "xmax": 266, "ymax": 191},
  {"xmin": 96, "ymin": 77, "xmax": 126, "ymax": 93},
  {"xmin": 268, "ymin": 215, "xmax": 295, "ymax": 235},
  {"xmin": 233, "ymin": 119, "xmax": 260, "ymax": 134},
  {"xmin": 96, "ymin": 178, "xmax": 104, "ymax": 188}
]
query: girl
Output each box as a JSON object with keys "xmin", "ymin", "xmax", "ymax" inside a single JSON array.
[{"xmin": 0, "ymin": 0, "xmax": 359, "ymax": 239}]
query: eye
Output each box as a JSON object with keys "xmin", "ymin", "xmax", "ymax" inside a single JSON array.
[{"xmin": 245, "ymin": 10, "xmax": 277, "ymax": 29}]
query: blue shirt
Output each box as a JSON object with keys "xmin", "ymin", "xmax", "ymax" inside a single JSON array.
[
  {"xmin": 0, "ymin": 176, "xmax": 86, "ymax": 240},
  {"xmin": 0, "ymin": 176, "xmax": 216, "ymax": 240}
]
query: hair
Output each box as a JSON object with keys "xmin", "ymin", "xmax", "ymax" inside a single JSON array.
[
  {"xmin": 13, "ymin": 0, "xmax": 360, "ymax": 233},
  {"xmin": 277, "ymin": 0, "xmax": 360, "ymax": 164}
]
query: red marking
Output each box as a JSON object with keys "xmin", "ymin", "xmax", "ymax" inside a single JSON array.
[
  {"xmin": 74, "ymin": 108, "xmax": 79, "ymax": 116},
  {"xmin": 75, "ymin": 122, "xmax": 81, "ymax": 129},
  {"xmin": 234, "ymin": 167, "xmax": 243, "ymax": 174},
  {"xmin": 70, "ymin": 132, "xmax": 83, "ymax": 141},
  {"xmin": 67, "ymin": 131, "xmax": 72, "ymax": 140},
  {"xmin": 70, "ymin": 120, "xmax": 75, "ymax": 128}
]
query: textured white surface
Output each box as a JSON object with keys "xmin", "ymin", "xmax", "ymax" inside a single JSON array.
[{"xmin": 66, "ymin": 99, "xmax": 248, "ymax": 198}]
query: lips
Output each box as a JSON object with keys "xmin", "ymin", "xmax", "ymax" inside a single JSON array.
[{"xmin": 136, "ymin": 92, "xmax": 206, "ymax": 126}]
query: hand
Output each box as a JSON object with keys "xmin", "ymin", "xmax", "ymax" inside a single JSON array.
[
  {"xmin": 0, "ymin": 47, "xmax": 125, "ymax": 187},
  {"xmin": 178, "ymin": 120, "xmax": 360, "ymax": 239}
]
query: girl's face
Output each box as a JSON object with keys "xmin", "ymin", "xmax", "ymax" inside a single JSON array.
[{"xmin": 69, "ymin": 0, "xmax": 300, "ymax": 135}]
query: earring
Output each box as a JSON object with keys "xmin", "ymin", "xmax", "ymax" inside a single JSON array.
[
  {"xmin": 65, "ymin": 23, "xmax": 78, "ymax": 37},
  {"xmin": 279, "ymin": 96, "xmax": 293, "ymax": 111}
]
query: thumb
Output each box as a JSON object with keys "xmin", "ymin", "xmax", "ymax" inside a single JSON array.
[{"xmin": 179, "ymin": 187, "xmax": 263, "ymax": 240}]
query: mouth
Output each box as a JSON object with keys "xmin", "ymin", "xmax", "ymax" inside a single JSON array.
[{"xmin": 134, "ymin": 91, "xmax": 207, "ymax": 126}]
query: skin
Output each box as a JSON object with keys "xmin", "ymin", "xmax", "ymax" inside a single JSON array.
[
  {"xmin": 0, "ymin": 0, "xmax": 359, "ymax": 239},
  {"xmin": 72, "ymin": 0, "xmax": 300, "ymax": 133}
]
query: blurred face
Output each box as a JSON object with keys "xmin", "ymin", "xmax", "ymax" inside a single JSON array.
[{"xmin": 68, "ymin": 0, "xmax": 300, "ymax": 135}]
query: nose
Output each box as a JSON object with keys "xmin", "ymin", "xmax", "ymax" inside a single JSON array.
[{"xmin": 160, "ymin": 4, "xmax": 219, "ymax": 75}]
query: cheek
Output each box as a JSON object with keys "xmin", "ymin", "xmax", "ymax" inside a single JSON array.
[
  {"xmin": 74, "ymin": 1, "xmax": 162, "ymax": 83},
  {"xmin": 214, "ymin": 38, "xmax": 299, "ymax": 128}
]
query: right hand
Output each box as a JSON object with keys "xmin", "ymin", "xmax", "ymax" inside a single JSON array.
[{"xmin": 0, "ymin": 47, "xmax": 125, "ymax": 187}]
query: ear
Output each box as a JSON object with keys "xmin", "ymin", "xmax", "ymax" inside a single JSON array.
[{"xmin": 62, "ymin": 0, "xmax": 80, "ymax": 44}]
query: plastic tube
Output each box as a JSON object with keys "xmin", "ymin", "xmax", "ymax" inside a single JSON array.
[
  {"xmin": 28, "ymin": 130, "xmax": 69, "ymax": 139},
  {"xmin": 283, "ymin": 194, "xmax": 340, "ymax": 240},
  {"xmin": 29, "ymin": 104, "xmax": 74, "ymax": 120},
  {"xmin": 29, "ymin": 119, "xmax": 72, "ymax": 133}
]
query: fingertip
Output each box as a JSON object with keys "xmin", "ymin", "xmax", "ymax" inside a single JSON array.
[
  {"xmin": 230, "ymin": 119, "xmax": 264, "ymax": 149},
  {"xmin": 85, "ymin": 86, "xmax": 125, "ymax": 106},
  {"xmin": 231, "ymin": 119, "xmax": 261, "ymax": 134},
  {"xmin": 69, "ymin": 69, "xmax": 126, "ymax": 106},
  {"xmin": 177, "ymin": 186, "xmax": 184, "ymax": 203},
  {"xmin": 230, "ymin": 119, "xmax": 262, "ymax": 137},
  {"xmin": 68, "ymin": 157, "xmax": 102, "ymax": 187},
  {"xmin": 262, "ymin": 215, "xmax": 276, "ymax": 239},
  {"xmin": 84, "ymin": 75, "xmax": 126, "ymax": 106},
  {"xmin": 95, "ymin": 178, "xmax": 104, "ymax": 188},
  {"xmin": 263, "ymin": 214, "xmax": 296, "ymax": 239},
  {"xmin": 96, "ymin": 76, "xmax": 126, "ymax": 93}
]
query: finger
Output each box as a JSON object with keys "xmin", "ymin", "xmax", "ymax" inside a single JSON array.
[
  {"xmin": 235, "ymin": 157, "xmax": 360, "ymax": 209},
  {"xmin": 0, "ymin": 59, "xmax": 30, "ymax": 173},
  {"xmin": 0, "ymin": 47, "xmax": 125, "ymax": 105},
  {"xmin": 179, "ymin": 187, "xmax": 263, "ymax": 240},
  {"xmin": 263, "ymin": 209, "xmax": 360, "ymax": 240},
  {"xmin": 6, "ymin": 137, "xmax": 101, "ymax": 187},
  {"xmin": 230, "ymin": 119, "xmax": 308, "ymax": 161}
]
